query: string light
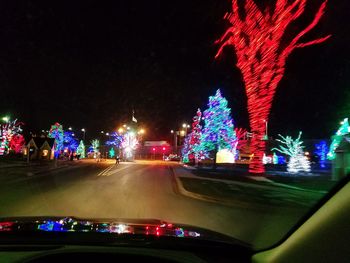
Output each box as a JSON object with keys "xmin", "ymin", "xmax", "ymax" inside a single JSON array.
[{"xmin": 215, "ymin": 0, "xmax": 330, "ymax": 174}]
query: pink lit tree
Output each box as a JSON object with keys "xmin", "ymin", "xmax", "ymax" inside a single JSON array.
[{"xmin": 215, "ymin": 0, "xmax": 330, "ymax": 174}]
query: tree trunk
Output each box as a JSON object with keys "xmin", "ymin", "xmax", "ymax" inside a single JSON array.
[
  {"xmin": 247, "ymin": 98, "xmax": 270, "ymax": 175},
  {"xmin": 249, "ymin": 135, "xmax": 266, "ymax": 174}
]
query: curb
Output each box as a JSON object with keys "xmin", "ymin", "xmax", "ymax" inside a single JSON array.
[
  {"xmin": 181, "ymin": 163, "xmax": 327, "ymax": 195},
  {"xmin": 170, "ymin": 166, "xmax": 303, "ymax": 211}
]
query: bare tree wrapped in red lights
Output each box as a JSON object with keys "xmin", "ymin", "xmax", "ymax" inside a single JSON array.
[
  {"xmin": 182, "ymin": 109, "xmax": 203, "ymax": 163},
  {"xmin": 215, "ymin": 0, "xmax": 330, "ymax": 174}
]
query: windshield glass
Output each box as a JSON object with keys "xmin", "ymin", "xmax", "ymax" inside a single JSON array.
[{"xmin": 0, "ymin": 0, "xmax": 348, "ymax": 251}]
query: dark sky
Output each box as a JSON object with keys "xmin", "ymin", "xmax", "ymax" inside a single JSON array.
[{"xmin": 0, "ymin": 0, "xmax": 349, "ymax": 140}]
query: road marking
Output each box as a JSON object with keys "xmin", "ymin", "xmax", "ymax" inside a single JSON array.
[
  {"xmin": 97, "ymin": 165, "xmax": 114, "ymax": 176},
  {"xmin": 97, "ymin": 164, "xmax": 131, "ymax": 177}
]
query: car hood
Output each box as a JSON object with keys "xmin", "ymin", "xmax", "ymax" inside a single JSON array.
[{"xmin": 0, "ymin": 216, "xmax": 247, "ymax": 247}]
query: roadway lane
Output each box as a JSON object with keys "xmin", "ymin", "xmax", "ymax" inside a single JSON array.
[{"xmin": 0, "ymin": 160, "xmax": 305, "ymax": 249}]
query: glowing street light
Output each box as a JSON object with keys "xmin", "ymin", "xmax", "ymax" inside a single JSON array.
[
  {"xmin": 106, "ymin": 132, "xmax": 110, "ymax": 136},
  {"xmin": 170, "ymin": 130, "xmax": 174, "ymax": 134},
  {"xmin": 81, "ymin": 128, "xmax": 86, "ymax": 140},
  {"xmin": 100, "ymin": 131, "xmax": 104, "ymax": 134},
  {"xmin": 68, "ymin": 127, "xmax": 73, "ymax": 131},
  {"xmin": 182, "ymin": 123, "xmax": 187, "ymax": 128},
  {"xmin": 118, "ymin": 128, "xmax": 124, "ymax": 133},
  {"xmin": 2, "ymin": 116, "xmax": 9, "ymax": 122}
]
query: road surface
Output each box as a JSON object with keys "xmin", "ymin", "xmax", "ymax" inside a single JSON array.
[{"xmin": 0, "ymin": 160, "xmax": 307, "ymax": 249}]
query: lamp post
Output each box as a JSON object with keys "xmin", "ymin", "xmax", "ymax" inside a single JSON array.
[
  {"xmin": 263, "ymin": 120, "xmax": 268, "ymax": 140},
  {"xmin": 81, "ymin": 128, "xmax": 86, "ymax": 141}
]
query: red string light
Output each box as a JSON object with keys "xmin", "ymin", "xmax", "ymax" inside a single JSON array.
[{"xmin": 215, "ymin": 0, "xmax": 330, "ymax": 174}]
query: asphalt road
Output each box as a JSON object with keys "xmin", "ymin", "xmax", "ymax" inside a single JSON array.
[{"xmin": 0, "ymin": 160, "xmax": 308, "ymax": 250}]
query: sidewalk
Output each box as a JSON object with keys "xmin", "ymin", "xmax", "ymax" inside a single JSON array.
[{"xmin": 171, "ymin": 165, "xmax": 326, "ymax": 210}]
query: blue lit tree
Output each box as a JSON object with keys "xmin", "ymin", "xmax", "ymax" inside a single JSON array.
[
  {"xmin": 63, "ymin": 131, "xmax": 78, "ymax": 152},
  {"xmin": 106, "ymin": 132, "xmax": 124, "ymax": 148},
  {"xmin": 315, "ymin": 140, "xmax": 328, "ymax": 168},
  {"xmin": 195, "ymin": 89, "xmax": 237, "ymax": 167},
  {"xmin": 49, "ymin": 123, "xmax": 64, "ymax": 155}
]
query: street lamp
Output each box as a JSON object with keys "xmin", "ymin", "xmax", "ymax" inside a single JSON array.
[
  {"xmin": 118, "ymin": 128, "xmax": 124, "ymax": 133},
  {"xmin": 2, "ymin": 116, "xmax": 9, "ymax": 123},
  {"xmin": 170, "ymin": 130, "xmax": 174, "ymax": 134},
  {"xmin": 68, "ymin": 127, "xmax": 72, "ymax": 131},
  {"xmin": 106, "ymin": 132, "xmax": 109, "ymax": 136},
  {"xmin": 100, "ymin": 131, "xmax": 104, "ymax": 134},
  {"xmin": 81, "ymin": 128, "xmax": 86, "ymax": 140}
]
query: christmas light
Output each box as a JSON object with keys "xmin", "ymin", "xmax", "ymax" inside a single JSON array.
[
  {"xmin": 182, "ymin": 108, "xmax": 203, "ymax": 163},
  {"xmin": 272, "ymin": 132, "xmax": 311, "ymax": 173},
  {"xmin": 49, "ymin": 123, "xmax": 64, "ymax": 155},
  {"xmin": 215, "ymin": 0, "xmax": 330, "ymax": 174},
  {"xmin": 91, "ymin": 139, "xmax": 100, "ymax": 158},
  {"xmin": 327, "ymin": 118, "xmax": 349, "ymax": 160},
  {"xmin": 76, "ymin": 140, "xmax": 86, "ymax": 158},
  {"xmin": 63, "ymin": 131, "xmax": 78, "ymax": 152},
  {"xmin": 314, "ymin": 140, "xmax": 328, "ymax": 168},
  {"xmin": 287, "ymin": 153, "xmax": 311, "ymax": 174},
  {"xmin": 195, "ymin": 90, "xmax": 237, "ymax": 164},
  {"xmin": 0, "ymin": 119, "xmax": 24, "ymax": 155}
]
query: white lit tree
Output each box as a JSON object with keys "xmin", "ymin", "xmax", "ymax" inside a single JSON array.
[{"xmin": 272, "ymin": 132, "xmax": 311, "ymax": 174}]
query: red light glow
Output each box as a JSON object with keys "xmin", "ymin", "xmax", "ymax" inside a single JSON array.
[{"xmin": 215, "ymin": 0, "xmax": 330, "ymax": 174}]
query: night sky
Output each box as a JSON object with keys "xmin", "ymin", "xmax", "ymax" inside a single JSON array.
[{"xmin": 0, "ymin": 0, "xmax": 349, "ymax": 140}]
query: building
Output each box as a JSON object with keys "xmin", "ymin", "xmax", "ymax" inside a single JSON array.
[{"xmin": 24, "ymin": 137, "xmax": 56, "ymax": 160}]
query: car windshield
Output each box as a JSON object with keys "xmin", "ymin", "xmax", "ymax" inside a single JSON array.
[{"xmin": 0, "ymin": 0, "xmax": 348, "ymax": 251}]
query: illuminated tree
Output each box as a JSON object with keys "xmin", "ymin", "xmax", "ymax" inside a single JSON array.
[
  {"xmin": 0, "ymin": 119, "xmax": 24, "ymax": 155},
  {"xmin": 91, "ymin": 139, "xmax": 100, "ymax": 154},
  {"xmin": 215, "ymin": 0, "xmax": 330, "ymax": 174},
  {"xmin": 49, "ymin": 123, "xmax": 64, "ymax": 154},
  {"xmin": 63, "ymin": 131, "xmax": 78, "ymax": 152},
  {"xmin": 9, "ymin": 134, "xmax": 25, "ymax": 153},
  {"xmin": 314, "ymin": 140, "xmax": 328, "ymax": 168},
  {"xmin": 327, "ymin": 118, "xmax": 349, "ymax": 160},
  {"xmin": 272, "ymin": 132, "xmax": 310, "ymax": 173},
  {"xmin": 182, "ymin": 109, "xmax": 203, "ymax": 163},
  {"xmin": 76, "ymin": 140, "xmax": 86, "ymax": 158},
  {"xmin": 106, "ymin": 132, "xmax": 124, "ymax": 148},
  {"xmin": 196, "ymin": 90, "xmax": 237, "ymax": 167},
  {"xmin": 109, "ymin": 147, "xmax": 115, "ymax": 158}
]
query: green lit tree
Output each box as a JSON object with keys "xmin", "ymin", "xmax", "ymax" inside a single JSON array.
[
  {"xmin": 195, "ymin": 89, "xmax": 237, "ymax": 168},
  {"xmin": 109, "ymin": 147, "xmax": 115, "ymax": 158},
  {"xmin": 327, "ymin": 118, "xmax": 350, "ymax": 160},
  {"xmin": 76, "ymin": 140, "xmax": 86, "ymax": 158},
  {"xmin": 91, "ymin": 139, "xmax": 100, "ymax": 157}
]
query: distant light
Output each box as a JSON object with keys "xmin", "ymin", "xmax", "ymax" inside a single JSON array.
[
  {"xmin": 182, "ymin": 123, "xmax": 186, "ymax": 128},
  {"xmin": 81, "ymin": 128, "xmax": 85, "ymax": 132},
  {"xmin": 100, "ymin": 131, "xmax": 104, "ymax": 134},
  {"xmin": 162, "ymin": 147, "xmax": 166, "ymax": 151},
  {"xmin": 152, "ymin": 148, "xmax": 156, "ymax": 151},
  {"xmin": 180, "ymin": 130, "xmax": 185, "ymax": 136},
  {"xmin": 305, "ymin": 152, "xmax": 310, "ymax": 156},
  {"xmin": 123, "ymin": 124, "xmax": 127, "ymax": 127},
  {"xmin": 170, "ymin": 130, "xmax": 174, "ymax": 133},
  {"xmin": 187, "ymin": 125, "xmax": 190, "ymax": 128},
  {"xmin": 72, "ymin": 133, "xmax": 75, "ymax": 136},
  {"xmin": 139, "ymin": 129, "xmax": 145, "ymax": 134},
  {"xmin": 68, "ymin": 127, "xmax": 72, "ymax": 131},
  {"xmin": 125, "ymin": 146, "xmax": 131, "ymax": 153},
  {"xmin": 127, "ymin": 127, "xmax": 130, "ymax": 130},
  {"xmin": 106, "ymin": 132, "xmax": 109, "ymax": 136},
  {"xmin": 2, "ymin": 116, "xmax": 9, "ymax": 122},
  {"xmin": 118, "ymin": 128, "xmax": 124, "ymax": 133}
]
